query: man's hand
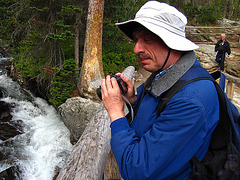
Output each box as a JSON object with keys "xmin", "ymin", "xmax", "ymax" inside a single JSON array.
[
  {"xmin": 101, "ymin": 75, "xmax": 125, "ymax": 122},
  {"xmin": 116, "ymin": 73, "xmax": 137, "ymax": 105}
]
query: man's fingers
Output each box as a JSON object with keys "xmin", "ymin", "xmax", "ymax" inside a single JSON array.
[
  {"xmin": 101, "ymin": 79, "xmax": 107, "ymax": 97},
  {"xmin": 105, "ymin": 75, "xmax": 113, "ymax": 90},
  {"xmin": 111, "ymin": 77, "xmax": 119, "ymax": 90},
  {"xmin": 102, "ymin": 76, "xmax": 121, "ymax": 95}
]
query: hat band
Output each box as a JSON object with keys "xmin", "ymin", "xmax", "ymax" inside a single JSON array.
[{"xmin": 135, "ymin": 16, "xmax": 186, "ymax": 38}]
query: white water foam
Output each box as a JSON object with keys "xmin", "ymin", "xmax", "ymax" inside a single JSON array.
[{"xmin": 0, "ymin": 74, "xmax": 73, "ymax": 180}]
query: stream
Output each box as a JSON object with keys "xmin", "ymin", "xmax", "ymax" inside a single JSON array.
[{"xmin": 0, "ymin": 58, "xmax": 73, "ymax": 179}]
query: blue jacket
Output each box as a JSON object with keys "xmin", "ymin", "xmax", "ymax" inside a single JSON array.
[{"xmin": 110, "ymin": 51, "xmax": 220, "ymax": 180}]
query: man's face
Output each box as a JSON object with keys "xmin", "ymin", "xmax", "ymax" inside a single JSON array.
[
  {"xmin": 221, "ymin": 34, "xmax": 226, "ymax": 41},
  {"xmin": 133, "ymin": 28, "xmax": 170, "ymax": 73}
]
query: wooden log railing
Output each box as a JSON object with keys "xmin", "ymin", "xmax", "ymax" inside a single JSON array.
[
  {"xmin": 223, "ymin": 72, "xmax": 240, "ymax": 100},
  {"xmin": 186, "ymin": 26, "xmax": 240, "ymax": 29},
  {"xmin": 186, "ymin": 25, "xmax": 240, "ymax": 45}
]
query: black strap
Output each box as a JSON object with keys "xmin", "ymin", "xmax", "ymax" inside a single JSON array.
[
  {"xmin": 190, "ymin": 155, "xmax": 201, "ymax": 173},
  {"xmin": 157, "ymin": 76, "xmax": 230, "ymax": 150},
  {"xmin": 209, "ymin": 79, "xmax": 230, "ymax": 150},
  {"xmin": 157, "ymin": 73, "xmax": 232, "ymax": 176},
  {"xmin": 156, "ymin": 78, "xmax": 205, "ymax": 117},
  {"xmin": 160, "ymin": 48, "xmax": 171, "ymax": 73}
]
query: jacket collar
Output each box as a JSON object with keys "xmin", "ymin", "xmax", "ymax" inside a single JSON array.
[{"xmin": 146, "ymin": 50, "xmax": 196, "ymax": 98}]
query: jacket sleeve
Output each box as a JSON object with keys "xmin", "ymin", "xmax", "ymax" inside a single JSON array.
[
  {"xmin": 110, "ymin": 90, "xmax": 219, "ymax": 179},
  {"xmin": 226, "ymin": 41, "xmax": 231, "ymax": 55},
  {"xmin": 215, "ymin": 40, "xmax": 220, "ymax": 52}
]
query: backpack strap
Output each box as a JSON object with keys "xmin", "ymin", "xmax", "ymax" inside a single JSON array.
[
  {"xmin": 156, "ymin": 77, "xmax": 212, "ymax": 117},
  {"xmin": 157, "ymin": 74, "xmax": 231, "ymax": 150},
  {"xmin": 209, "ymin": 78, "xmax": 230, "ymax": 150}
]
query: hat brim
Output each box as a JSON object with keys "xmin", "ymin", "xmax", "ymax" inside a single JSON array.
[{"xmin": 116, "ymin": 20, "xmax": 199, "ymax": 51}]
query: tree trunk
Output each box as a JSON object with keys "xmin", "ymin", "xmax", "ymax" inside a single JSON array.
[
  {"xmin": 192, "ymin": 0, "xmax": 195, "ymax": 6},
  {"xmin": 228, "ymin": 0, "xmax": 234, "ymax": 19},
  {"xmin": 234, "ymin": 0, "xmax": 240, "ymax": 20},
  {"xmin": 78, "ymin": 0, "xmax": 105, "ymax": 101},
  {"xmin": 224, "ymin": 0, "xmax": 229, "ymax": 18},
  {"xmin": 75, "ymin": 13, "xmax": 80, "ymax": 71}
]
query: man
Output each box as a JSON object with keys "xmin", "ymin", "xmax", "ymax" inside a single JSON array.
[
  {"xmin": 101, "ymin": 1, "xmax": 219, "ymax": 179},
  {"xmin": 214, "ymin": 34, "xmax": 231, "ymax": 71}
]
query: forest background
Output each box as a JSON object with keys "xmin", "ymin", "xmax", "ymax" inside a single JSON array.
[{"xmin": 0, "ymin": 0, "xmax": 239, "ymax": 107}]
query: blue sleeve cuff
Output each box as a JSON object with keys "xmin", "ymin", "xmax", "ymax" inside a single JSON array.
[{"xmin": 110, "ymin": 117, "xmax": 130, "ymax": 136}]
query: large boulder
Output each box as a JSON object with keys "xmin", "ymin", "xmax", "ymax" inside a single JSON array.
[
  {"xmin": 194, "ymin": 44, "xmax": 220, "ymax": 72},
  {"xmin": 58, "ymin": 97, "xmax": 100, "ymax": 144},
  {"xmin": 226, "ymin": 61, "xmax": 240, "ymax": 77},
  {"xmin": 226, "ymin": 50, "xmax": 240, "ymax": 77},
  {"xmin": 194, "ymin": 44, "xmax": 240, "ymax": 77}
]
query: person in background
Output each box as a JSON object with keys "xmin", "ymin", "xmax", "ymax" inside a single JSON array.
[
  {"xmin": 214, "ymin": 33, "xmax": 231, "ymax": 71},
  {"xmin": 101, "ymin": 1, "xmax": 219, "ymax": 179}
]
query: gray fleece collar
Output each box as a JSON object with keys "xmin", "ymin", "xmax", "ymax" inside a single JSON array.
[{"xmin": 146, "ymin": 51, "xmax": 196, "ymax": 98}]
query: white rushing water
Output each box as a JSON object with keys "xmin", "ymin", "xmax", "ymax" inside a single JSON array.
[{"xmin": 0, "ymin": 73, "xmax": 73, "ymax": 179}]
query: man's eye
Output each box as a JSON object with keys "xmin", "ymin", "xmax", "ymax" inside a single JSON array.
[{"xmin": 144, "ymin": 38, "xmax": 153, "ymax": 43}]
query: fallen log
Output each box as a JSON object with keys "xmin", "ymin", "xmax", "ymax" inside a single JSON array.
[{"xmin": 56, "ymin": 66, "xmax": 135, "ymax": 180}]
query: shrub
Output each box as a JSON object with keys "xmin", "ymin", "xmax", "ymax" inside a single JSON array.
[
  {"xmin": 102, "ymin": 50, "xmax": 139, "ymax": 75},
  {"xmin": 49, "ymin": 58, "xmax": 79, "ymax": 107},
  {"xmin": 197, "ymin": 5, "xmax": 220, "ymax": 25},
  {"xmin": 182, "ymin": 3, "xmax": 221, "ymax": 26}
]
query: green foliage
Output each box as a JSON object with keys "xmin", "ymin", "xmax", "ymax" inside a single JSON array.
[
  {"xmin": 182, "ymin": 2, "xmax": 222, "ymax": 25},
  {"xmin": 29, "ymin": 6, "xmax": 49, "ymax": 12},
  {"xmin": 102, "ymin": 19, "xmax": 139, "ymax": 75},
  {"xmin": 47, "ymin": 31, "xmax": 75, "ymax": 41},
  {"xmin": 102, "ymin": 0, "xmax": 145, "ymax": 75},
  {"xmin": 61, "ymin": 39, "xmax": 75, "ymax": 60},
  {"xmin": 49, "ymin": 58, "xmax": 79, "ymax": 107},
  {"xmin": 0, "ymin": 0, "xmax": 17, "ymax": 43},
  {"xmin": 102, "ymin": 50, "xmax": 139, "ymax": 75},
  {"xmin": 13, "ymin": 55, "xmax": 42, "ymax": 77},
  {"xmin": 0, "ymin": 0, "xmax": 86, "ymax": 105},
  {"xmin": 197, "ymin": 5, "xmax": 221, "ymax": 25},
  {"xmin": 61, "ymin": 4, "xmax": 82, "ymax": 14},
  {"xmin": 182, "ymin": 2, "xmax": 199, "ymax": 21}
]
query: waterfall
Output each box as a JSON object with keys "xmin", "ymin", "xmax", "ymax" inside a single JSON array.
[{"xmin": 0, "ymin": 59, "xmax": 73, "ymax": 179}]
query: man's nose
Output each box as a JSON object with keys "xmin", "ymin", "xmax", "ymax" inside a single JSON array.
[{"xmin": 134, "ymin": 40, "xmax": 144, "ymax": 54}]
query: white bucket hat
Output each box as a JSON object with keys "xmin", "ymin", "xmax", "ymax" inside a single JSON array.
[{"xmin": 115, "ymin": 1, "xmax": 199, "ymax": 51}]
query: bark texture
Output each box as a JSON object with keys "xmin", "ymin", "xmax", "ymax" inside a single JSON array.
[{"xmin": 78, "ymin": 0, "xmax": 105, "ymax": 101}]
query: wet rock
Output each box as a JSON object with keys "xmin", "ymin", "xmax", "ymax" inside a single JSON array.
[
  {"xmin": 0, "ymin": 101, "xmax": 12, "ymax": 121},
  {"xmin": 0, "ymin": 166, "xmax": 21, "ymax": 180},
  {"xmin": 0, "ymin": 90, "xmax": 3, "ymax": 98},
  {"xmin": 0, "ymin": 101, "xmax": 22, "ymax": 141},
  {"xmin": 0, "ymin": 151, "xmax": 4, "ymax": 161},
  {"xmin": 0, "ymin": 123, "xmax": 22, "ymax": 141}
]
